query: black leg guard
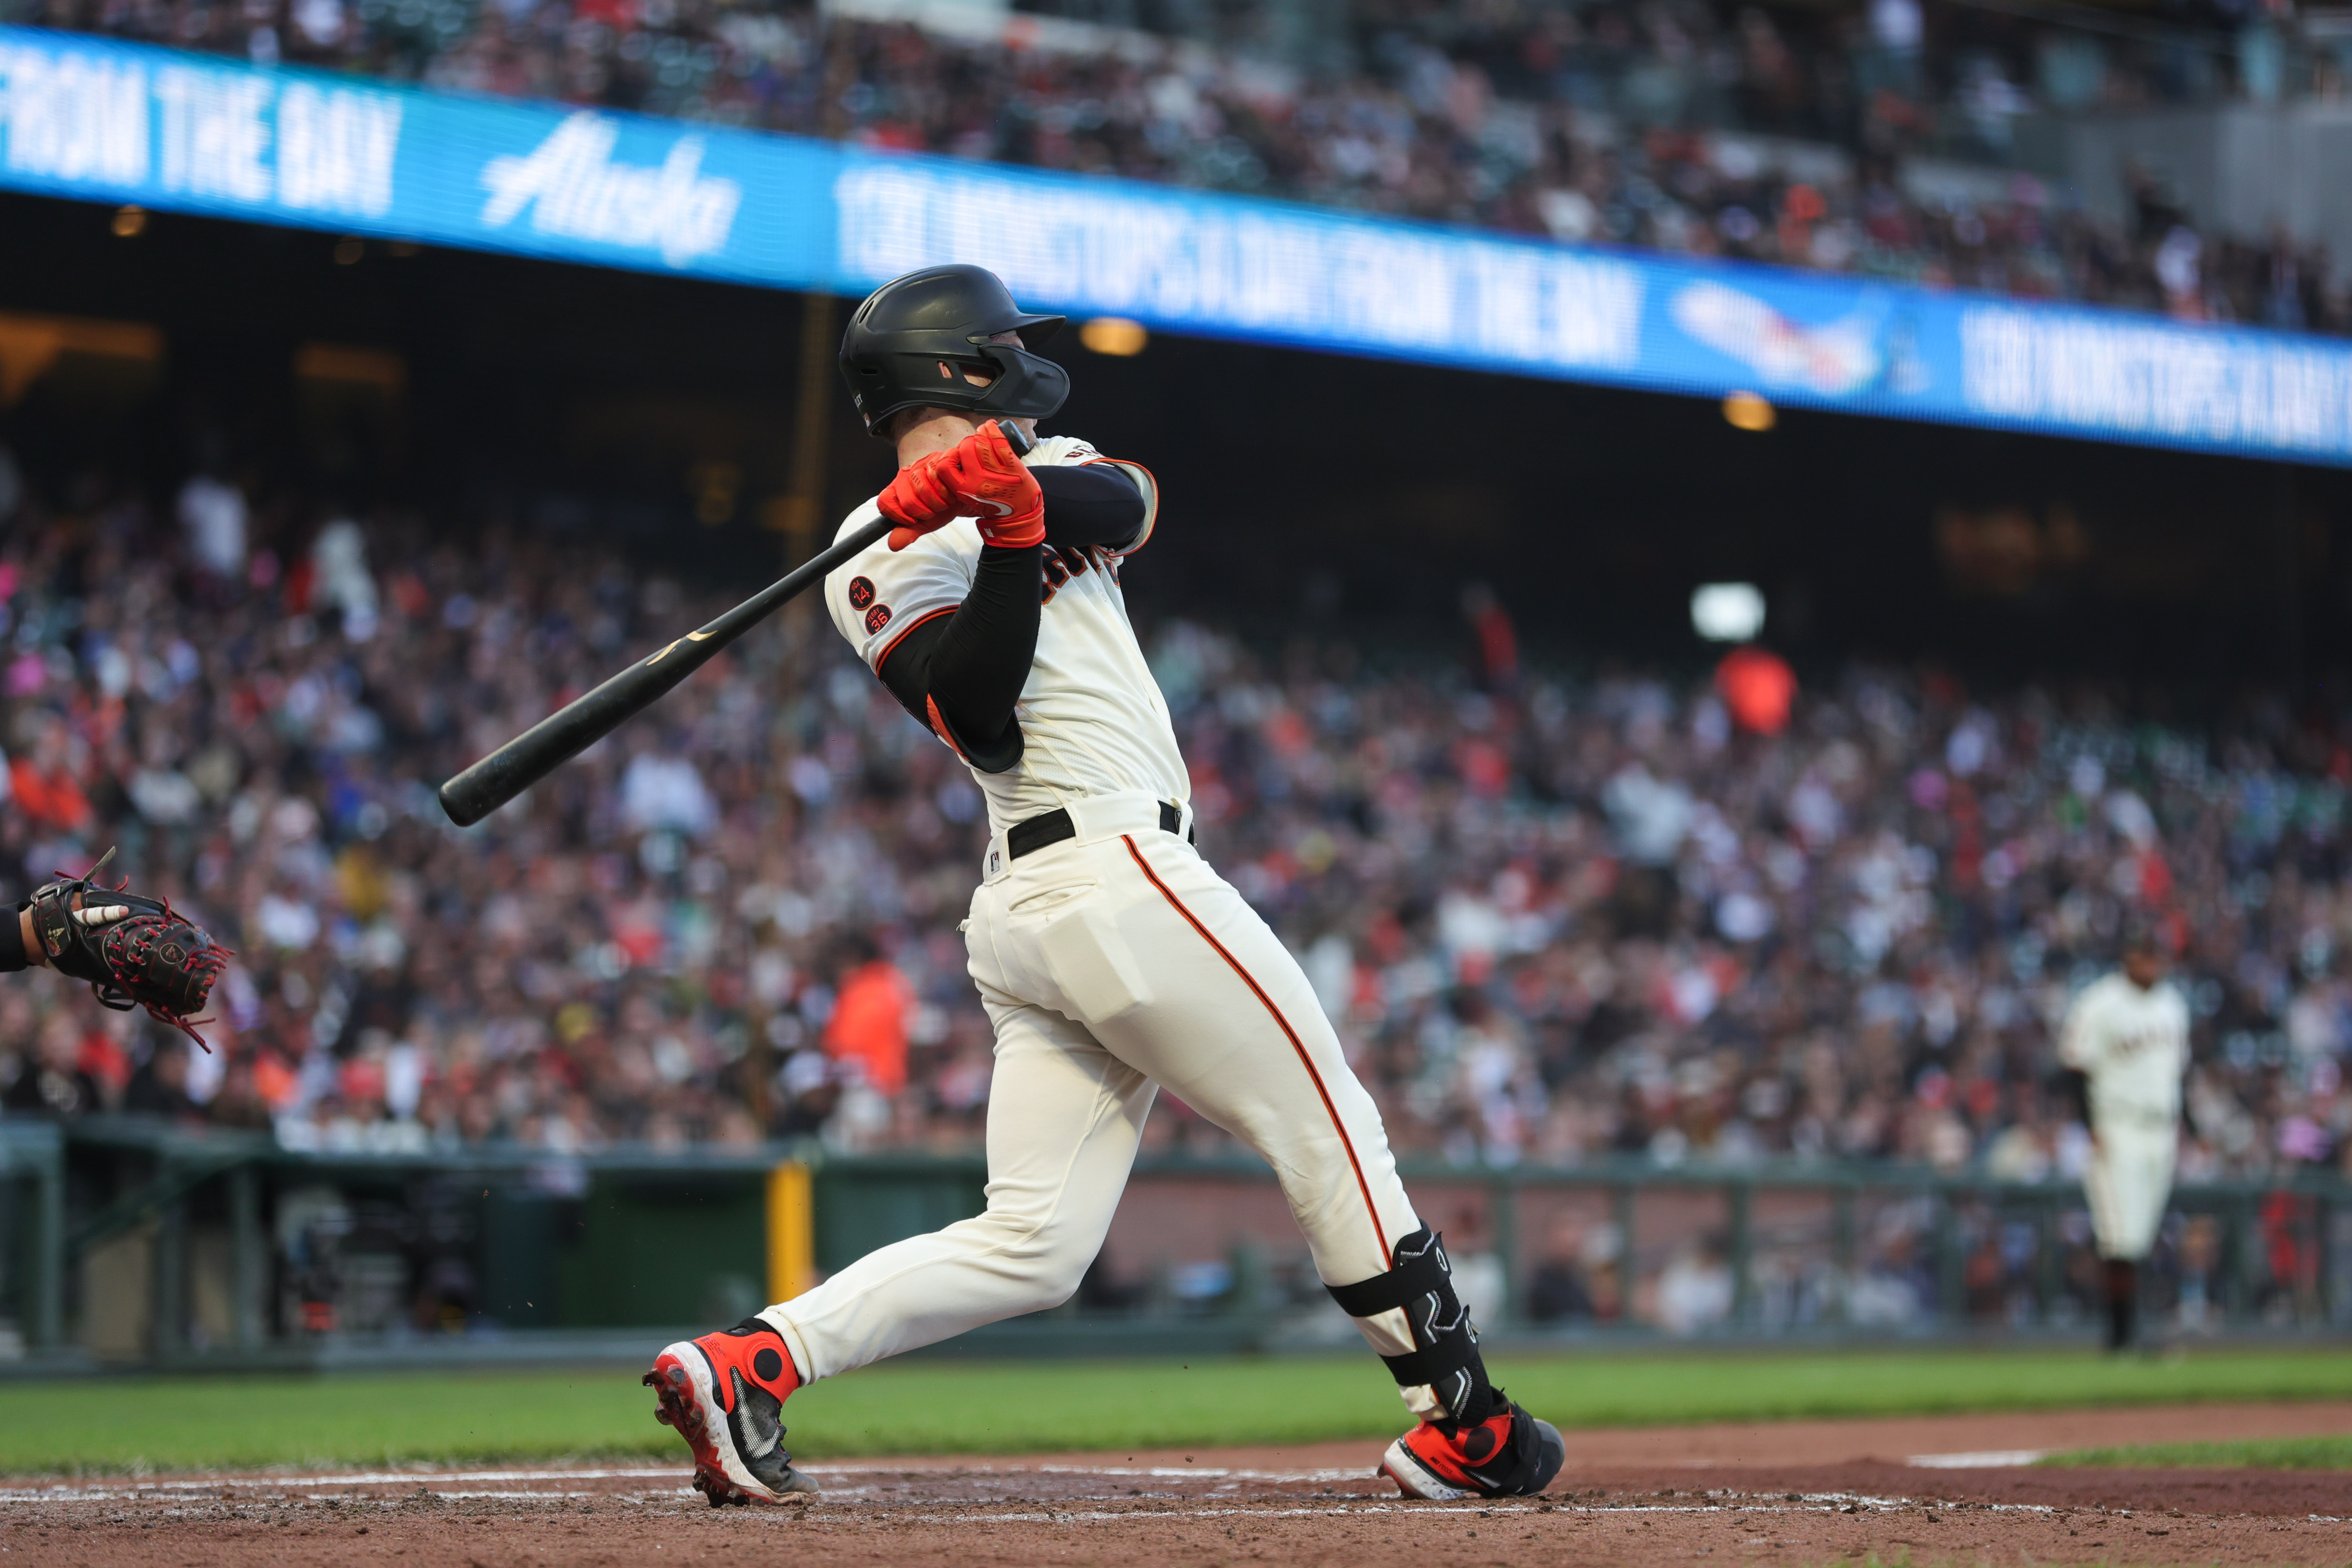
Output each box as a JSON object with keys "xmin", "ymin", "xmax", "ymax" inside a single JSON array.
[{"xmin": 1327, "ymin": 1227, "xmax": 1497, "ymax": 1427}]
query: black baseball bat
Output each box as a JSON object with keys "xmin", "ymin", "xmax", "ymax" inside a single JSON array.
[{"xmin": 438, "ymin": 420, "xmax": 1034, "ymax": 827}]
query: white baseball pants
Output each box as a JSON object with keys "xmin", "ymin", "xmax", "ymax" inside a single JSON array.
[
  {"xmin": 2084, "ymin": 1119, "xmax": 2177, "ymax": 1260},
  {"xmin": 761, "ymin": 791, "xmax": 1438, "ymax": 1413}
]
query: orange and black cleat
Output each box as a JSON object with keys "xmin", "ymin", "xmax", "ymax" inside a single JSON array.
[
  {"xmin": 1379, "ymin": 1396, "xmax": 1564, "ymax": 1501},
  {"xmin": 643, "ymin": 1319, "xmax": 818, "ymax": 1506}
]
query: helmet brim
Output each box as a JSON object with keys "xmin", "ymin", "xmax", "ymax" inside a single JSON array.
[{"xmin": 1005, "ymin": 313, "xmax": 1064, "ymax": 349}]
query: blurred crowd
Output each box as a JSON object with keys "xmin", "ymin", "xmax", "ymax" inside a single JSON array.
[
  {"xmin": 1163, "ymin": 621, "xmax": 2352, "ymax": 1188},
  {"xmin": 20, "ymin": 0, "xmax": 2349, "ymax": 334},
  {"xmin": 2, "ymin": 451, "xmax": 2349, "ymax": 1196}
]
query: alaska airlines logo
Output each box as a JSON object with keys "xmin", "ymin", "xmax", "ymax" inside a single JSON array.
[
  {"xmin": 479, "ymin": 114, "xmax": 740, "ymax": 268},
  {"xmin": 1672, "ymin": 280, "xmax": 1882, "ymax": 397}
]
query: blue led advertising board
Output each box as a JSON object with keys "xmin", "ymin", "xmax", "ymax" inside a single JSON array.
[{"xmin": 4, "ymin": 26, "xmax": 2350, "ymax": 466}]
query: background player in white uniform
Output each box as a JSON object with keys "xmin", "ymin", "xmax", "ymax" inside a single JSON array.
[
  {"xmin": 645, "ymin": 265, "xmax": 1563, "ymax": 1506},
  {"xmin": 2057, "ymin": 925, "xmax": 2190, "ymax": 1351}
]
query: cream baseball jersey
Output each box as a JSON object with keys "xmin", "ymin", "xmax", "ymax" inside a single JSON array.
[
  {"xmin": 2059, "ymin": 974, "xmax": 2190, "ymax": 1126},
  {"xmin": 822, "ymin": 435, "xmax": 1185, "ymax": 832}
]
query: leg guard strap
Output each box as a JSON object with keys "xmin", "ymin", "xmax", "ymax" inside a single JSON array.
[
  {"xmin": 1327, "ymin": 1227, "xmax": 1452, "ymax": 1317},
  {"xmin": 1327, "ymin": 1227, "xmax": 1493, "ymax": 1424},
  {"xmin": 1374, "ymin": 1324, "xmax": 1480, "ymax": 1394}
]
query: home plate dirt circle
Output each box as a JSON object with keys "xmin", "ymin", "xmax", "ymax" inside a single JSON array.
[{"xmin": 9, "ymin": 1404, "xmax": 2346, "ymax": 1567}]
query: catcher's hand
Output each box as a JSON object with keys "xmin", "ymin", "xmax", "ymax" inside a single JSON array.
[{"xmin": 28, "ymin": 848, "xmax": 230, "ymax": 1050}]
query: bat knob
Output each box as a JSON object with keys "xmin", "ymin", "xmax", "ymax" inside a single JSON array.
[
  {"xmin": 438, "ymin": 776, "xmax": 489, "ymax": 828},
  {"xmin": 995, "ymin": 419, "xmax": 1036, "ymax": 458}
]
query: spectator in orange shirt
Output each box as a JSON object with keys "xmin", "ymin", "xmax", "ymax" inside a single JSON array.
[
  {"xmin": 1715, "ymin": 645, "xmax": 1797, "ymax": 735},
  {"xmin": 77, "ymin": 1020, "xmax": 132, "ymax": 1102},
  {"xmin": 824, "ymin": 937, "xmax": 914, "ymax": 1097},
  {"xmin": 1461, "ymin": 582, "xmax": 1519, "ymax": 695},
  {"xmin": 10, "ymin": 715, "xmax": 93, "ymax": 834}
]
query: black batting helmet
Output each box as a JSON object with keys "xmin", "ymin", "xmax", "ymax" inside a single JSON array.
[{"xmin": 839, "ymin": 264, "xmax": 1068, "ymax": 438}]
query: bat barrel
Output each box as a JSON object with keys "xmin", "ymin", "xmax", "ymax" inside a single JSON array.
[
  {"xmin": 436, "ymin": 420, "xmax": 1033, "ymax": 826},
  {"xmin": 438, "ymin": 687, "xmax": 641, "ymax": 827}
]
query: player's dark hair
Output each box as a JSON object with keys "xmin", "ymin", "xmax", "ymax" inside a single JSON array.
[{"xmin": 840, "ymin": 265, "xmax": 1069, "ymax": 438}]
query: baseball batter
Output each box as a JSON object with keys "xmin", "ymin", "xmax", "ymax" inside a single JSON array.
[
  {"xmin": 645, "ymin": 264, "xmax": 1563, "ymax": 1505},
  {"xmin": 2057, "ymin": 927, "xmax": 2189, "ymax": 1351}
]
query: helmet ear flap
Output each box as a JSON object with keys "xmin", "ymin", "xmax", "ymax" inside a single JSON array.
[{"xmin": 965, "ymin": 341, "xmax": 1069, "ymax": 420}]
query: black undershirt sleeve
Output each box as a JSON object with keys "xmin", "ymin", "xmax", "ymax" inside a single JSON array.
[
  {"xmin": 2059, "ymin": 1068, "xmax": 2091, "ymax": 1125},
  {"xmin": 1034, "ymin": 463, "xmax": 1145, "ymax": 552},
  {"xmin": 872, "ymin": 468, "xmax": 1140, "ymax": 772},
  {"xmin": 0, "ymin": 905, "xmax": 26, "ymax": 974},
  {"xmin": 876, "ymin": 544, "xmax": 1041, "ymax": 773}
]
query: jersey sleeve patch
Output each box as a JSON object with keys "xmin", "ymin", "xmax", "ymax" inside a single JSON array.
[{"xmin": 824, "ymin": 505, "xmax": 975, "ymax": 669}]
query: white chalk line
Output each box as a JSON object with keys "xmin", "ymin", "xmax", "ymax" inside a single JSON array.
[
  {"xmin": 37, "ymin": 1471, "xmax": 2289, "ymax": 1527},
  {"xmin": 808, "ymin": 1497, "xmax": 1945, "ymax": 1527},
  {"xmin": 28, "ymin": 1494, "xmax": 2277, "ymax": 1529},
  {"xmin": 0, "ymin": 1462, "xmax": 1380, "ymax": 1506},
  {"xmin": 0, "ymin": 1461, "xmax": 1362, "ymax": 1499},
  {"xmin": 0, "ymin": 1465, "xmax": 687, "ymax": 1499},
  {"xmin": 0, "ymin": 1484, "xmax": 1941, "ymax": 1518}
]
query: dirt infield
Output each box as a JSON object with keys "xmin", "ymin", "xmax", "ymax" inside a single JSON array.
[{"xmin": 10, "ymin": 1404, "xmax": 2348, "ymax": 1568}]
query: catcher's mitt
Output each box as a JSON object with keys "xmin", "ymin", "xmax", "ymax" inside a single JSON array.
[{"xmin": 28, "ymin": 848, "xmax": 231, "ymax": 1050}]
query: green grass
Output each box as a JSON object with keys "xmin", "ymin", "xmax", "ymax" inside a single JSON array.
[
  {"xmin": 2043, "ymin": 1434, "xmax": 2352, "ymax": 1470},
  {"xmin": 9, "ymin": 1346, "xmax": 2352, "ymax": 1475}
]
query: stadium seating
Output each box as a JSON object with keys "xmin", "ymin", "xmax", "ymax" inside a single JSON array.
[{"xmin": 0, "ymin": 453, "xmax": 2342, "ymax": 1184}]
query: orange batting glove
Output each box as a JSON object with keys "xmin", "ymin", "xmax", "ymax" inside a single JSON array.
[
  {"xmin": 941, "ymin": 422, "xmax": 1044, "ymax": 549},
  {"xmin": 879, "ymin": 449, "xmax": 961, "ymax": 551}
]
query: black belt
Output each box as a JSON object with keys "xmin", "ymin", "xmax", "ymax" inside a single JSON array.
[{"xmin": 1008, "ymin": 801, "xmax": 1192, "ymax": 861}]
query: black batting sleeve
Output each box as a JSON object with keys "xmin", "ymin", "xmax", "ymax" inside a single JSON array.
[
  {"xmin": 876, "ymin": 544, "xmax": 1042, "ymax": 773},
  {"xmin": 1036, "ymin": 464, "xmax": 1144, "ymax": 552},
  {"xmin": 0, "ymin": 907, "xmax": 25, "ymax": 973},
  {"xmin": 2059, "ymin": 1068, "xmax": 2091, "ymax": 1125}
]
